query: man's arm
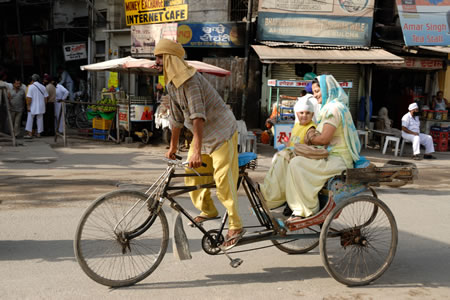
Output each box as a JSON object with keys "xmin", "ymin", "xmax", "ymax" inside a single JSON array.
[
  {"xmin": 402, "ymin": 126, "xmax": 418, "ymax": 135},
  {"xmin": 26, "ymin": 97, "xmax": 32, "ymax": 112},
  {"xmin": 189, "ymin": 118, "xmax": 205, "ymax": 168},
  {"xmin": 166, "ymin": 126, "xmax": 182, "ymax": 159}
]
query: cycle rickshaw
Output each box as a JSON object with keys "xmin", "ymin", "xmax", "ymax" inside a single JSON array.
[{"xmin": 74, "ymin": 152, "xmax": 417, "ymax": 287}]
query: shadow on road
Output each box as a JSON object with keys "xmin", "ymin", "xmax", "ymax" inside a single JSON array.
[{"xmin": 1, "ymin": 229, "xmax": 449, "ymax": 289}]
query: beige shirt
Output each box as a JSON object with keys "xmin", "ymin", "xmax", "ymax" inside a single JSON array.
[
  {"xmin": 167, "ymin": 72, "xmax": 237, "ymax": 154},
  {"xmin": 46, "ymin": 83, "xmax": 56, "ymax": 103}
]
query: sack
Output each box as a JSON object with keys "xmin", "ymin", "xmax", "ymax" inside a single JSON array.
[{"xmin": 294, "ymin": 143, "xmax": 329, "ymax": 159}]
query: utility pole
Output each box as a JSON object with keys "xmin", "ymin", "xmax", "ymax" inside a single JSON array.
[{"xmin": 241, "ymin": 0, "xmax": 253, "ymax": 120}]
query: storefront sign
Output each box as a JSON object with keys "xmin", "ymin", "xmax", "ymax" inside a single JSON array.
[
  {"xmin": 62, "ymin": 43, "xmax": 87, "ymax": 61},
  {"xmin": 268, "ymin": 79, "xmax": 353, "ymax": 88},
  {"xmin": 257, "ymin": 0, "xmax": 374, "ymax": 46},
  {"xmin": 124, "ymin": 0, "xmax": 188, "ymax": 26},
  {"xmin": 177, "ymin": 22, "xmax": 245, "ymax": 47},
  {"xmin": 399, "ymin": 57, "xmax": 443, "ymax": 69},
  {"xmin": 119, "ymin": 104, "xmax": 129, "ymax": 131},
  {"xmin": 274, "ymin": 123, "xmax": 294, "ymax": 149},
  {"xmin": 397, "ymin": 0, "xmax": 450, "ymax": 46},
  {"xmin": 131, "ymin": 23, "xmax": 177, "ymax": 57}
]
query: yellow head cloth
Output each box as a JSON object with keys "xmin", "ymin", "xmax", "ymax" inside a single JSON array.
[{"xmin": 154, "ymin": 39, "xmax": 196, "ymax": 88}]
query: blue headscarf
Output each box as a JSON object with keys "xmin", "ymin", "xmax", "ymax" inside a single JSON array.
[{"xmin": 316, "ymin": 75, "xmax": 361, "ymax": 162}]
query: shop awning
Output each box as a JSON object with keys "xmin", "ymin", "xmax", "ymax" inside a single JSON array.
[
  {"xmin": 418, "ymin": 46, "xmax": 450, "ymax": 54},
  {"xmin": 251, "ymin": 45, "xmax": 404, "ymax": 65}
]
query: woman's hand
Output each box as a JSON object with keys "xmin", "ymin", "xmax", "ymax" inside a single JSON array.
[{"xmin": 310, "ymin": 123, "xmax": 336, "ymax": 145}]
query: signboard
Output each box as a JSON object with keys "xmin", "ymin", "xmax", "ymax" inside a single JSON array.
[
  {"xmin": 396, "ymin": 0, "xmax": 450, "ymax": 46},
  {"xmin": 257, "ymin": 0, "xmax": 375, "ymax": 46},
  {"xmin": 131, "ymin": 104, "xmax": 154, "ymax": 121},
  {"xmin": 119, "ymin": 104, "xmax": 129, "ymax": 131},
  {"xmin": 397, "ymin": 57, "xmax": 443, "ymax": 69},
  {"xmin": 177, "ymin": 22, "xmax": 245, "ymax": 48},
  {"xmin": 62, "ymin": 43, "xmax": 87, "ymax": 61},
  {"xmin": 131, "ymin": 23, "xmax": 178, "ymax": 57},
  {"xmin": 268, "ymin": 79, "xmax": 353, "ymax": 89},
  {"xmin": 124, "ymin": 0, "xmax": 188, "ymax": 26},
  {"xmin": 274, "ymin": 123, "xmax": 294, "ymax": 149}
]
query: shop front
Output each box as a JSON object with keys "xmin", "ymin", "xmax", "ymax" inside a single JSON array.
[
  {"xmin": 373, "ymin": 56, "xmax": 446, "ymax": 132},
  {"xmin": 252, "ymin": 44, "xmax": 404, "ymax": 144}
]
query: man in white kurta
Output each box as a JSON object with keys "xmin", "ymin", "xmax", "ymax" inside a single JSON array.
[
  {"xmin": 55, "ymin": 83, "xmax": 69, "ymax": 133},
  {"xmin": 25, "ymin": 74, "xmax": 49, "ymax": 138},
  {"xmin": 401, "ymin": 102, "xmax": 435, "ymax": 160}
]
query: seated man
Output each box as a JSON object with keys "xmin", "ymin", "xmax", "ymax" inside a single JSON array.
[{"xmin": 401, "ymin": 103, "xmax": 436, "ymax": 160}]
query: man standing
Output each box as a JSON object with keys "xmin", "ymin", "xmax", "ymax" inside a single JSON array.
[
  {"xmin": 401, "ymin": 102, "xmax": 435, "ymax": 160},
  {"xmin": 57, "ymin": 66, "xmax": 74, "ymax": 100},
  {"xmin": 7, "ymin": 78, "xmax": 26, "ymax": 137},
  {"xmin": 43, "ymin": 74, "xmax": 56, "ymax": 135},
  {"xmin": 55, "ymin": 81, "xmax": 69, "ymax": 133},
  {"xmin": 154, "ymin": 39, "xmax": 244, "ymax": 249},
  {"xmin": 25, "ymin": 74, "xmax": 48, "ymax": 138}
]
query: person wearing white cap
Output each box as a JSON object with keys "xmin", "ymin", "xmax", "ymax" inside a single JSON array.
[
  {"xmin": 401, "ymin": 102, "xmax": 435, "ymax": 160},
  {"xmin": 261, "ymin": 97, "xmax": 317, "ymax": 211}
]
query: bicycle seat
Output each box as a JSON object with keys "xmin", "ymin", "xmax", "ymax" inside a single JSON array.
[{"xmin": 238, "ymin": 152, "xmax": 257, "ymax": 167}]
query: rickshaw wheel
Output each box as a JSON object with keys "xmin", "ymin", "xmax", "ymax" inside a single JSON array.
[
  {"xmin": 141, "ymin": 128, "xmax": 151, "ymax": 144},
  {"xmin": 319, "ymin": 195, "xmax": 398, "ymax": 286},
  {"xmin": 272, "ymin": 225, "xmax": 320, "ymax": 254}
]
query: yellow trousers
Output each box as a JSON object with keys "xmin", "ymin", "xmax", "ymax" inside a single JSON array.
[{"xmin": 185, "ymin": 131, "xmax": 241, "ymax": 229}]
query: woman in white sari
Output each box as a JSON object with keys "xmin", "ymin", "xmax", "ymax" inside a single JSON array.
[{"xmin": 282, "ymin": 75, "xmax": 361, "ymax": 222}]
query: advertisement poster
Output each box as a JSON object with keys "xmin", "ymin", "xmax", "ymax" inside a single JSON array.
[
  {"xmin": 124, "ymin": 0, "xmax": 188, "ymax": 26},
  {"xmin": 131, "ymin": 23, "xmax": 178, "ymax": 57},
  {"xmin": 257, "ymin": 0, "xmax": 375, "ymax": 46},
  {"xmin": 62, "ymin": 43, "xmax": 87, "ymax": 61},
  {"xmin": 397, "ymin": 0, "xmax": 450, "ymax": 46},
  {"xmin": 177, "ymin": 22, "xmax": 245, "ymax": 47},
  {"xmin": 274, "ymin": 123, "xmax": 294, "ymax": 149}
]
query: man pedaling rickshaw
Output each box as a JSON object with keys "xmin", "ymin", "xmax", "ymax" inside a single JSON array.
[{"xmin": 153, "ymin": 39, "xmax": 245, "ymax": 250}]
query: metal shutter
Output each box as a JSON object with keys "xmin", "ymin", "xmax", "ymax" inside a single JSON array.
[{"xmin": 316, "ymin": 64, "xmax": 361, "ymax": 119}]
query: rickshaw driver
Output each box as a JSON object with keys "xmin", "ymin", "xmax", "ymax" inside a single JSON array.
[{"xmin": 153, "ymin": 39, "xmax": 245, "ymax": 250}]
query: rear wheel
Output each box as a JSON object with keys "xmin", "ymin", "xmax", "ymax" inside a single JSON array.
[
  {"xmin": 75, "ymin": 110, "xmax": 92, "ymax": 129},
  {"xmin": 74, "ymin": 190, "xmax": 169, "ymax": 287},
  {"xmin": 319, "ymin": 196, "xmax": 397, "ymax": 286}
]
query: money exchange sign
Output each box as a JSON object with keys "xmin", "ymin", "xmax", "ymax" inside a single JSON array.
[{"xmin": 124, "ymin": 0, "xmax": 188, "ymax": 26}]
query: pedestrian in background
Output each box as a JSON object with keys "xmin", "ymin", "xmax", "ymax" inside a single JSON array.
[
  {"xmin": 7, "ymin": 77, "xmax": 26, "ymax": 138},
  {"xmin": 25, "ymin": 74, "xmax": 48, "ymax": 139},
  {"xmin": 57, "ymin": 66, "xmax": 74, "ymax": 100},
  {"xmin": 55, "ymin": 81, "xmax": 69, "ymax": 134},
  {"xmin": 43, "ymin": 74, "xmax": 56, "ymax": 136}
]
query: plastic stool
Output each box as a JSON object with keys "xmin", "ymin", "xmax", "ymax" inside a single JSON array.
[
  {"xmin": 245, "ymin": 132, "xmax": 257, "ymax": 153},
  {"xmin": 399, "ymin": 138, "xmax": 413, "ymax": 156},
  {"xmin": 357, "ymin": 130, "xmax": 368, "ymax": 149},
  {"xmin": 382, "ymin": 136, "xmax": 401, "ymax": 156}
]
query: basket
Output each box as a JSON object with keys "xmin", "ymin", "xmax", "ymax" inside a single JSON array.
[{"xmin": 93, "ymin": 117, "xmax": 112, "ymax": 130}]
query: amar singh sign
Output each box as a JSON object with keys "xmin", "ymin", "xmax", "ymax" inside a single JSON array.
[{"xmin": 124, "ymin": 0, "xmax": 188, "ymax": 26}]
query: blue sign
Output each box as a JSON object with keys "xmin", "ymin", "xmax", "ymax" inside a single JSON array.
[
  {"xmin": 178, "ymin": 22, "xmax": 245, "ymax": 48},
  {"xmin": 257, "ymin": 12, "xmax": 373, "ymax": 46},
  {"xmin": 397, "ymin": 0, "xmax": 450, "ymax": 46}
]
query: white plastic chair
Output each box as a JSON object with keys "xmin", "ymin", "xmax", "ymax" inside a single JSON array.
[
  {"xmin": 382, "ymin": 136, "xmax": 401, "ymax": 156},
  {"xmin": 399, "ymin": 138, "xmax": 413, "ymax": 157}
]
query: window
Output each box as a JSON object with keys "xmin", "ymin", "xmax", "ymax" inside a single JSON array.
[
  {"xmin": 230, "ymin": 0, "xmax": 248, "ymax": 21},
  {"xmin": 95, "ymin": 41, "xmax": 105, "ymax": 57}
]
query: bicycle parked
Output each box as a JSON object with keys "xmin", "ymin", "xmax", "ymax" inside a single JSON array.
[{"xmin": 74, "ymin": 152, "xmax": 416, "ymax": 287}]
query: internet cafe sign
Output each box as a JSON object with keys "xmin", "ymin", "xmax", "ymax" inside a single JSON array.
[
  {"xmin": 257, "ymin": 0, "xmax": 375, "ymax": 46},
  {"xmin": 124, "ymin": 0, "xmax": 188, "ymax": 26}
]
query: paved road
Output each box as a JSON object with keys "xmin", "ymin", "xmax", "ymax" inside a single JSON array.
[{"xmin": 1, "ymin": 137, "xmax": 450, "ymax": 299}]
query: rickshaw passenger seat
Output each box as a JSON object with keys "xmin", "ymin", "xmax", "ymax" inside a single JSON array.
[{"xmin": 238, "ymin": 152, "xmax": 257, "ymax": 167}]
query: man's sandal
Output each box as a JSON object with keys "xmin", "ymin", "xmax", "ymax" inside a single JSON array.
[
  {"xmin": 187, "ymin": 215, "xmax": 220, "ymax": 227},
  {"xmin": 220, "ymin": 229, "xmax": 246, "ymax": 251}
]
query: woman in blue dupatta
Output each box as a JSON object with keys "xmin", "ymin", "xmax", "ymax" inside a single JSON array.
[{"xmin": 283, "ymin": 74, "xmax": 361, "ymax": 222}]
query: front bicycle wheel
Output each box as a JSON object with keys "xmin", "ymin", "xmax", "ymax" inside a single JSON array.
[
  {"xmin": 319, "ymin": 195, "xmax": 398, "ymax": 286},
  {"xmin": 74, "ymin": 190, "xmax": 169, "ymax": 287},
  {"xmin": 272, "ymin": 225, "xmax": 320, "ymax": 254},
  {"xmin": 75, "ymin": 110, "xmax": 92, "ymax": 129}
]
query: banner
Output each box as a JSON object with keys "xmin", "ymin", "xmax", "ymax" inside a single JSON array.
[
  {"xmin": 63, "ymin": 43, "xmax": 87, "ymax": 61},
  {"xmin": 177, "ymin": 22, "xmax": 245, "ymax": 47},
  {"xmin": 124, "ymin": 0, "xmax": 188, "ymax": 26},
  {"xmin": 131, "ymin": 23, "xmax": 178, "ymax": 57},
  {"xmin": 257, "ymin": 0, "xmax": 374, "ymax": 46},
  {"xmin": 397, "ymin": 0, "xmax": 450, "ymax": 46}
]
